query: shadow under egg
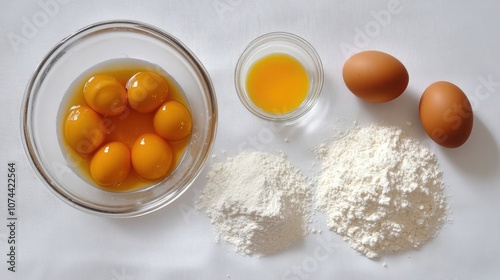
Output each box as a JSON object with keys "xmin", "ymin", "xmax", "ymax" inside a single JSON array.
[{"xmin": 440, "ymin": 115, "xmax": 500, "ymax": 182}]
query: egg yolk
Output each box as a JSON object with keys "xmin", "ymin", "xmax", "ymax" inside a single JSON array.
[
  {"xmin": 246, "ymin": 53, "xmax": 309, "ymax": 114},
  {"xmin": 131, "ymin": 133, "xmax": 173, "ymax": 180},
  {"xmin": 126, "ymin": 71, "xmax": 169, "ymax": 113},
  {"xmin": 90, "ymin": 142, "xmax": 131, "ymax": 187},
  {"xmin": 61, "ymin": 61, "xmax": 192, "ymax": 192},
  {"xmin": 83, "ymin": 74, "xmax": 128, "ymax": 116},
  {"xmin": 64, "ymin": 106, "xmax": 106, "ymax": 154},
  {"xmin": 154, "ymin": 100, "xmax": 193, "ymax": 141}
]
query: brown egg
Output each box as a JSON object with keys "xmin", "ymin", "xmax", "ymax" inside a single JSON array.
[
  {"xmin": 419, "ymin": 81, "xmax": 473, "ymax": 148},
  {"xmin": 342, "ymin": 50, "xmax": 409, "ymax": 103}
]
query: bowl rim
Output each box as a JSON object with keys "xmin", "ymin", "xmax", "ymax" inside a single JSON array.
[
  {"xmin": 20, "ymin": 20, "xmax": 218, "ymax": 218},
  {"xmin": 234, "ymin": 31, "xmax": 324, "ymax": 123}
]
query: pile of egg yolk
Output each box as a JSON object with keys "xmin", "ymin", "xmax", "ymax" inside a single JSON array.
[{"xmin": 63, "ymin": 71, "xmax": 192, "ymax": 191}]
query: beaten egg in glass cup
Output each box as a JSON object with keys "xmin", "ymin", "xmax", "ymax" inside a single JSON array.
[{"xmin": 235, "ymin": 32, "xmax": 324, "ymax": 123}]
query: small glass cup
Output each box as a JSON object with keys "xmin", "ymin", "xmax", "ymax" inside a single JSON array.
[{"xmin": 235, "ymin": 32, "xmax": 324, "ymax": 123}]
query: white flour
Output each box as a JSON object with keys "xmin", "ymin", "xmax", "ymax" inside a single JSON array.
[
  {"xmin": 196, "ymin": 151, "xmax": 311, "ymax": 256},
  {"xmin": 316, "ymin": 125, "xmax": 448, "ymax": 258}
]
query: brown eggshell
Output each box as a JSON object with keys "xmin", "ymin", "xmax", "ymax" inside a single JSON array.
[
  {"xmin": 419, "ymin": 81, "xmax": 474, "ymax": 148},
  {"xmin": 342, "ymin": 50, "xmax": 409, "ymax": 103}
]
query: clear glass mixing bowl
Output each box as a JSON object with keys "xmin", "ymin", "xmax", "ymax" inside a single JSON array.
[{"xmin": 21, "ymin": 20, "xmax": 218, "ymax": 218}]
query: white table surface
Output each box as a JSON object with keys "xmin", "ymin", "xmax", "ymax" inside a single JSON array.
[{"xmin": 1, "ymin": 0, "xmax": 500, "ymax": 279}]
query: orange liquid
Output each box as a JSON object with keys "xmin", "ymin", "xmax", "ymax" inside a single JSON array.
[
  {"xmin": 246, "ymin": 53, "xmax": 309, "ymax": 114},
  {"xmin": 59, "ymin": 59, "xmax": 190, "ymax": 192}
]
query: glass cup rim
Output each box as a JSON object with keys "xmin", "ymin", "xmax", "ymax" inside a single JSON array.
[
  {"xmin": 234, "ymin": 31, "xmax": 324, "ymax": 123},
  {"xmin": 21, "ymin": 20, "xmax": 218, "ymax": 217}
]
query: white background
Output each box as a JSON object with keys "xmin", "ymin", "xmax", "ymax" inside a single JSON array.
[{"xmin": 1, "ymin": 0, "xmax": 500, "ymax": 279}]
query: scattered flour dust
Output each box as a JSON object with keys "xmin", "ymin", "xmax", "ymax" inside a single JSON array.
[
  {"xmin": 316, "ymin": 125, "xmax": 448, "ymax": 258},
  {"xmin": 196, "ymin": 151, "xmax": 312, "ymax": 256}
]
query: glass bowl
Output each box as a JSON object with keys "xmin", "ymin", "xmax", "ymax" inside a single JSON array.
[
  {"xmin": 235, "ymin": 32, "xmax": 324, "ymax": 122},
  {"xmin": 21, "ymin": 20, "xmax": 218, "ymax": 218}
]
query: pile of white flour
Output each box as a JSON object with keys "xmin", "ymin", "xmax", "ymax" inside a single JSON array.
[
  {"xmin": 316, "ymin": 125, "xmax": 448, "ymax": 258},
  {"xmin": 196, "ymin": 151, "xmax": 311, "ymax": 256}
]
